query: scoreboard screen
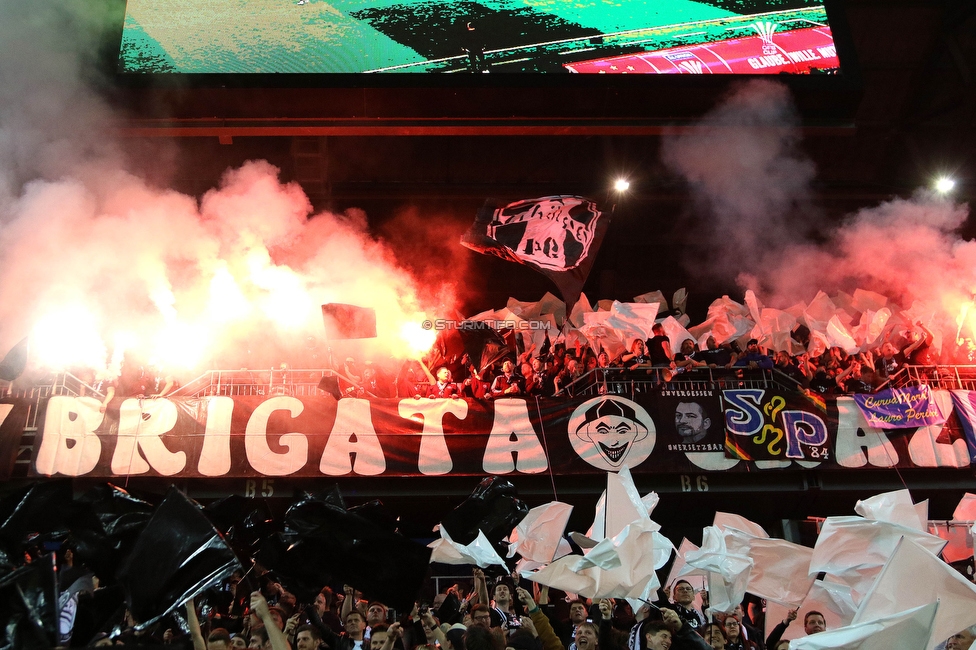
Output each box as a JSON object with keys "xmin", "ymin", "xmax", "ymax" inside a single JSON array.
[{"xmin": 118, "ymin": 0, "xmax": 841, "ymax": 75}]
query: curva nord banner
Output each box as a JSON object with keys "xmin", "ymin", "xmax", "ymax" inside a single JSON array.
[{"xmin": 26, "ymin": 388, "xmax": 976, "ymax": 479}]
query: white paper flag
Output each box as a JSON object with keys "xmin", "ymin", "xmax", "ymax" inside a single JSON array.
[
  {"xmin": 790, "ymin": 602, "xmax": 938, "ymax": 650},
  {"xmin": 428, "ymin": 526, "xmax": 508, "ymax": 568},
  {"xmin": 522, "ymin": 518, "xmax": 671, "ymax": 600},
  {"xmin": 685, "ymin": 526, "xmax": 753, "ymax": 613},
  {"xmin": 668, "ymin": 538, "xmax": 707, "ymax": 588},
  {"xmin": 953, "ymin": 493, "xmax": 976, "ymax": 521},
  {"xmin": 854, "ymin": 489, "xmax": 927, "ymax": 532},
  {"xmin": 508, "ymin": 501, "xmax": 574, "ymax": 563},
  {"xmin": 714, "ymin": 512, "xmax": 769, "ymax": 539},
  {"xmin": 853, "ymin": 538, "xmax": 976, "ymax": 649},
  {"xmin": 809, "ymin": 516, "xmax": 947, "ymax": 596},
  {"xmin": 765, "ymin": 579, "xmax": 859, "ymax": 643},
  {"xmin": 746, "ymin": 538, "xmax": 815, "ymax": 607}
]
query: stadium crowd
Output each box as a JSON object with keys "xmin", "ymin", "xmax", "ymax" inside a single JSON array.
[
  {"xmin": 332, "ymin": 318, "xmax": 941, "ymax": 402},
  {"xmin": 77, "ymin": 564, "xmax": 975, "ymax": 650},
  {"xmin": 42, "ymin": 279, "xmax": 963, "ymax": 407}
]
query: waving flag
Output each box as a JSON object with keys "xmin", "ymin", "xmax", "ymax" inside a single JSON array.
[
  {"xmin": 809, "ymin": 516, "xmax": 946, "ymax": 597},
  {"xmin": 745, "ymin": 538, "xmax": 814, "ymax": 607},
  {"xmin": 508, "ymin": 501, "xmax": 574, "ymax": 564},
  {"xmin": 684, "ymin": 525, "xmax": 754, "ymax": 613},
  {"xmin": 765, "ymin": 579, "xmax": 858, "ymax": 641},
  {"xmin": 853, "ymin": 537, "xmax": 976, "ymax": 649},
  {"xmin": 461, "ymin": 196, "xmax": 610, "ymax": 312},
  {"xmin": 791, "ymin": 602, "xmax": 938, "ymax": 650},
  {"xmin": 429, "ymin": 526, "xmax": 507, "ymax": 568},
  {"xmin": 321, "ymin": 304, "xmax": 377, "ymax": 340}
]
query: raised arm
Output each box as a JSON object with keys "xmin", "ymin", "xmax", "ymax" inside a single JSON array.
[
  {"xmin": 383, "ymin": 622, "xmax": 407, "ymax": 650},
  {"xmin": 251, "ymin": 591, "xmax": 292, "ymax": 650},
  {"xmin": 517, "ymin": 587, "xmax": 564, "ymax": 650},
  {"xmin": 99, "ymin": 385, "xmax": 115, "ymax": 413},
  {"xmin": 419, "ymin": 359, "xmax": 437, "ymax": 385},
  {"xmin": 185, "ymin": 597, "xmax": 206, "ymax": 650},
  {"xmin": 474, "ymin": 568, "xmax": 489, "ymax": 608},
  {"xmin": 660, "ymin": 609, "xmax": 709, "ymax": 650},
  {"xmin": 422, "ymin": 612, "xmax": 446, "ymax": 647},
  {"xmin": 341, "ymin": 585, "xmax": 356, "ymax": 622},
  {"xmin": 152, "ymin": 376, "xmax": 176, "ymax": 398},
  {"xmin": 765, "ymin": 608, "xmax": 797, "ymax": 650}
]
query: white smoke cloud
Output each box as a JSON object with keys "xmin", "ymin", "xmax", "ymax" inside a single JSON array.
[
  {"xmin": 661, "ymin": 79, "xmax": 817, "ymax": 279},
  {"xmin": 662, "ymin": 79, "xmax": 974, "ymax": 357}
]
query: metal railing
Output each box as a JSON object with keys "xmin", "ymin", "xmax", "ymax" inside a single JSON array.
[
  {"xmin": 173, "ymin": 368, "xmax": 337, "ymax": 398},
  {"xmin": 15, "ymin": 364, "xmax": 976, "ymax": 409},
  {"xmin": 888, "ymin": 365, "xmax": 976, "ymax": 391},
  {"xmin": 567, "ymin": 366, "xmax": 786, "ymax": 397},
  {"xmin": 3, "ymin": 371, "xmax": 104, "ymax": 477},
  {"xmin": 3, "ymin": 372, "xmax": 104, "ymax": 428}
]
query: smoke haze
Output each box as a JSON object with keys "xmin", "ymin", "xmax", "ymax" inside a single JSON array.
[
  {"xmin": 0, "ymin": 2, "xmax": 452, "ymax": 378},
  {"xmin": 663, "ymin": 79, "xmax": 973, "ymax": 354},
  {"xmin": 661, "ymin": 79, "xmax": 817, "ymax": 283}
]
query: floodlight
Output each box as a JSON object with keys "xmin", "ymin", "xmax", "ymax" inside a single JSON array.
[{"xmin": 934, "ymin": 177, "xmax": 956, "ymax": 194}]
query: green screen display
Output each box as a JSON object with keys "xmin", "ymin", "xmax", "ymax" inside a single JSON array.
[{"xmin": 118, "ymin": 0, "xmax": 840, "ymax": 74}]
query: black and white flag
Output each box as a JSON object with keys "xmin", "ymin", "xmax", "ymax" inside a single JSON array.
[{"xmin": 461, "ymin": 195, "xmax": 609, "ymax": 312}]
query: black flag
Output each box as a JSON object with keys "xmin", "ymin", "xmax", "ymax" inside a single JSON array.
[
  {"xmin": 116, "ymin": 488, "xmax": 241, "ymax": 629},
  {"xmin": 461, "ymin": 196, "xmax": 609, "ymax": 313}
]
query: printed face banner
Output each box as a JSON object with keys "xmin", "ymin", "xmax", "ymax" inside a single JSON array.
[
  {"xmin": 22, "ymin": 388, "xmax": 976, "ymax": 479},
  {"xmin": 486, "ymin": 196, "xmax": 602, "ymax": 272},
  {"xmin": 650, "ymin": 387, "xmax": 725, "ymax": 454}
]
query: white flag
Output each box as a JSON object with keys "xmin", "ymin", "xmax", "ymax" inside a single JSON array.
[
  {"xmin": 765, "ymin": 579, "xmax": 858, "ymax": 643},
  {"xmin": 714, "ymin": 512, "xmax": 769, "ymax": 539},
  {"xmin": 667, "ymin": 538, "xmax": 707, "ymax": 588},
  {"xmin": 809, "ymin": 516, "xmax": 947, "ymax": 595},
  {"xmin": 521, "ymin": 518, "xmax": 670, "ymax": 600},
  {"xmin": 953, "ymin": 493, "xmax": 976, "ymax": 521},
  {"xmin": 854, "ymin": 489, "xmax": 926, "ymax": 532},
  {"xmin": 508, "ymin": 501, "xmax": 574, "ymax": 563},
  {"xmin": 685, "ymin": 526, "xmax": 753, "ymax": 613},
  {"xmin": 428, "ymin": 526, "xmax": 507, "ymax": 568},
  {"xmin": 746, "ymin": 538, "xmax": 815, "ymax": 607},
  {"xmin": 790, "ymin": 602, "xmax": 938, "ymax": 650},
  {"xmin": 853, "ymin": 538, "xmax": 976, "ymax": 649}
]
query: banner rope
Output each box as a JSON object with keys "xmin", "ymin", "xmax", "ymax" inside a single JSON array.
[{"xmin": 533, "ymin": 395, "xmax": 559, "ymax": 501}]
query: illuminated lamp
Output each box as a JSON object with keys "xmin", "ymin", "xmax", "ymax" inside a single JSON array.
[{"xmin": 934, "ymin": 177, "xmax": 956, "ymax": 194}]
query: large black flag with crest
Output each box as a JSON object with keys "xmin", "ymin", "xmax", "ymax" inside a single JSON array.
[{"xmin": 461, "ymin": 195, "xmax": 609, "ymax": 313}]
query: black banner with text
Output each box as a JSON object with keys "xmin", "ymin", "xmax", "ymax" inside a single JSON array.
[{"xmin": 25, "ymin": 389, "xmax": 976, "ymax": 478}]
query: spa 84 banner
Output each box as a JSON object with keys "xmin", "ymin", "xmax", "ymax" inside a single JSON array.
[{"xmin": 723, "ymin": 388, "xmax": 833, "ymax": 461}]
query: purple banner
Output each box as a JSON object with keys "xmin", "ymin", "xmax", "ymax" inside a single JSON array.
[{"xmin": 853, "ymin": 385, "xmax": 947, "ymax": 429}]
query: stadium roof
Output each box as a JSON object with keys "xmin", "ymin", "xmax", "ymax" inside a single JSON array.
[{"xmin": 111, "ymin": 0, "xmax": 974, "ymax": 202}]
